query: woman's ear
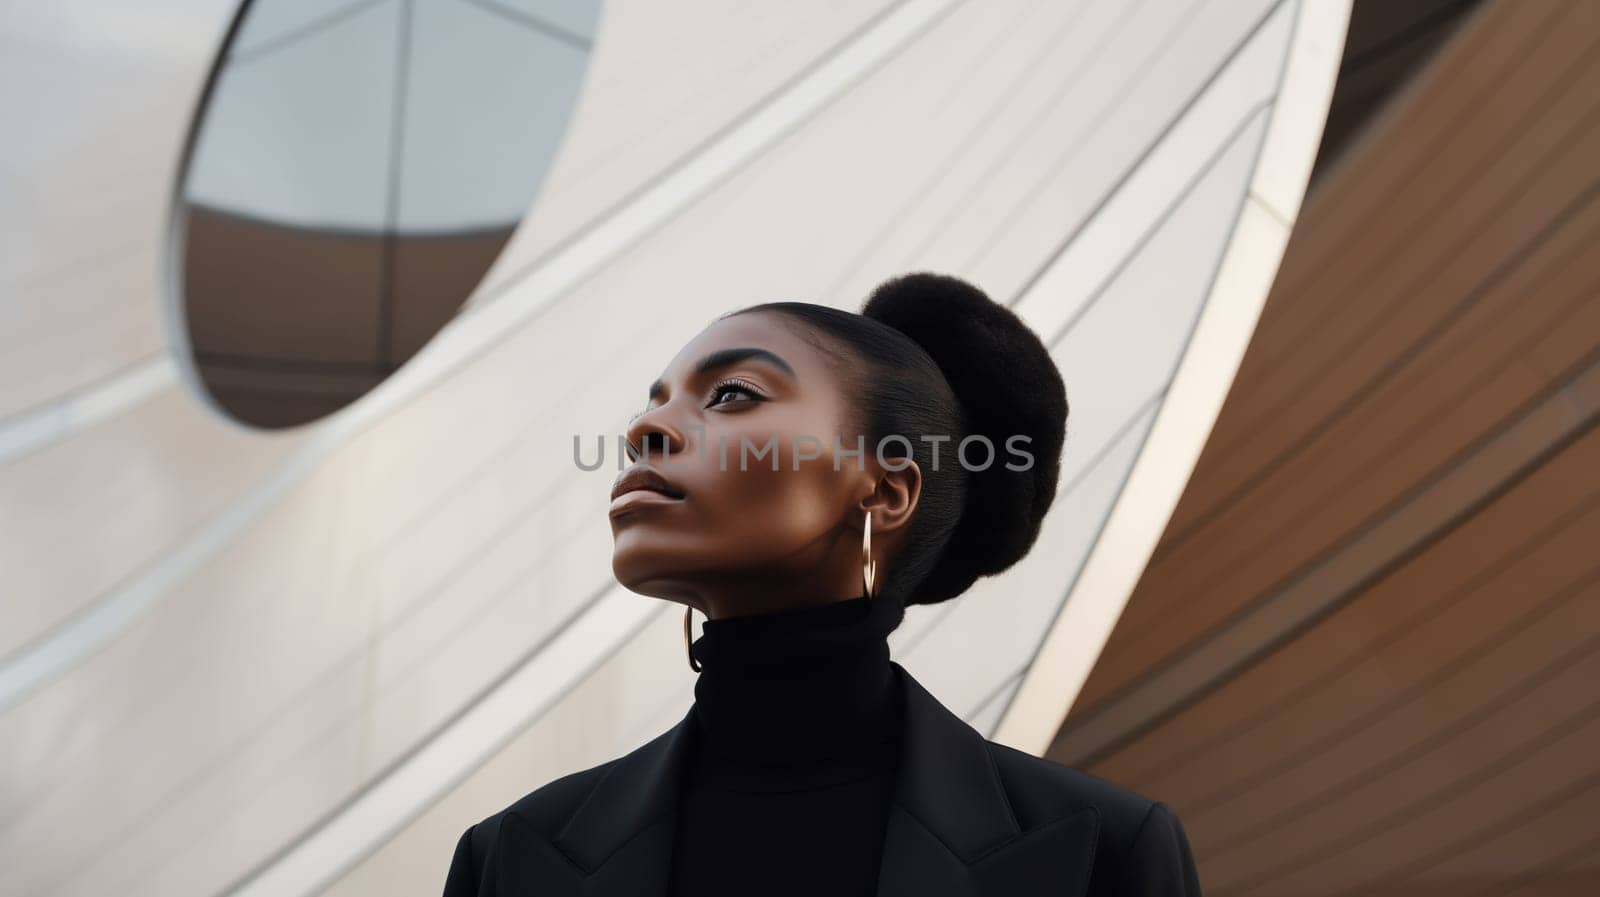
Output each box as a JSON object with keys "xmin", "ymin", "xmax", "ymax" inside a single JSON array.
[{"xmin": 860, "ymin": 457, "xmax": 920, "ymax": 539}]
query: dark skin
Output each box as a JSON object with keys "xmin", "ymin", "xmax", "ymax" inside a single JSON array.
[{"xmin": 610, "ymin": 311, "xmax": 922, "ymax": 620}]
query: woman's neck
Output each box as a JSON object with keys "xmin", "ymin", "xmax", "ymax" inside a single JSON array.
[{"xmin": 688, "ymin": 593, "xmax": 904, "ymax": 767}]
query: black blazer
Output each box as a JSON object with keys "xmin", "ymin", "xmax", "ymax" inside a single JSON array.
[{"xmin": 443, "ymin": 660, "xmax": 1203, "ymax": 896}]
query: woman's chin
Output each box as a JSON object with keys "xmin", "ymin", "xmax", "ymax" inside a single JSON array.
[{"xmin": 611, "ymin": 549, "xmax": 677, "ymax": 595}]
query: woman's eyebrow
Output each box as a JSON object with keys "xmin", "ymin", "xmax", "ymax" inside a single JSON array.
[{"xmin": 647, "ymin": 347, "xmax": 795, "ymax": 402}]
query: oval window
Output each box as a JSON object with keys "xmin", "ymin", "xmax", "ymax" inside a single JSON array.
[{"xmin": 175, "ymin": 0, "xmax": 600, "ymax": 428}]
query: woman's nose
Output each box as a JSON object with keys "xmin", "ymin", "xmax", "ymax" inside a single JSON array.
[{"xmin": 624, "ymin": 408, "xmax": 684, "ymax": 463}]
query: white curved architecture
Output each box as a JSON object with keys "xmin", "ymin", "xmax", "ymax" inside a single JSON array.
[{"xmin": 0, "ymin": 1, "xmax": 1349, "ymax": 894}]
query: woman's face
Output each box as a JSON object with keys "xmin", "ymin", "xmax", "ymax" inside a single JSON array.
[{"xmin": 609, "ymin": 312, "xmax": 915, "ymax": 618}]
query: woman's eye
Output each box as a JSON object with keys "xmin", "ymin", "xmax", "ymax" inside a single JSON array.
[{"xmin": 709, "ymin": 383, "xmax": 759, "ymax": 406}]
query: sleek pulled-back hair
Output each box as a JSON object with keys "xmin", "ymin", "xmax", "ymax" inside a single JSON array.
[{"xmin": 723, "ymin": 271, "xmax": 1068, "ymax": 613}]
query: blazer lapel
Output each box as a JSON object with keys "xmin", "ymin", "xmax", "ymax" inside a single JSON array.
[
  {"xmin": 505, "ymin": 704, "xmax": 695, "ymax": 897},
  {"xmin": 874, "ymin": 662, "xmax": 1098, "ymax": 897},
  {"xmin": 529, "ymin": 661, "xmax": 1097, "ymax": 897}
]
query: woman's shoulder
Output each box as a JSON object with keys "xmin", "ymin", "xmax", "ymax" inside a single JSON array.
[
  {"xmin": 457, "ymin": 754, "xmax": 621, "ymax": 847},
  {"xmin": 442, "ymin": 756, "xmax": 622, "ymax": 895},
  {"xmin": 983, "ymin": 739, "xmax": 1203, "ymax": 895},
  {"xmin": 983, "ymin": 737, "xmax": 1158, "ymax": 830}
]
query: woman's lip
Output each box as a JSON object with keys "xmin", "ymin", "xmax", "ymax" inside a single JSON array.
[{"xmin": 609, "ymin": 489, "xmax": 685, "ymax": 518}]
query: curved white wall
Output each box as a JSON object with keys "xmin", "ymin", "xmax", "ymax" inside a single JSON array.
[{"xmin": 0, "ymin": 1, "xmax": 1348, "ymax": 894}]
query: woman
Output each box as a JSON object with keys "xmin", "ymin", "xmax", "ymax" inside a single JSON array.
[{"xmin": 442, "ymin": 272, "xmax": 1203, "ymax": 896}]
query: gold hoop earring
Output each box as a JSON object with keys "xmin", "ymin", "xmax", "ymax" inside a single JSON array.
[
  {"xmin": 684, "ymin": 606, "xmax": 702, "ymax": 672},
  {"xmin": 862, "ymin": 509, "xmax": 877, "ymax": 600}
]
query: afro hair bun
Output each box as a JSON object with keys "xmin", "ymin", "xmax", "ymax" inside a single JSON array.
[{"xmin": 861, "ymin": 271, "xmax": 1068, "ymax": 604}]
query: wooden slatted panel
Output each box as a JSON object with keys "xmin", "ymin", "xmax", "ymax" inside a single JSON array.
[{"xmin": 1053, "ymin": 1, "xmax": 1600, "ymax": 893}]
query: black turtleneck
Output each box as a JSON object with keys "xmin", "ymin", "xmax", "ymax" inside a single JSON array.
[{"xmin": 669, "ymin": 593, "xmax": 907, "ymax": 897}]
